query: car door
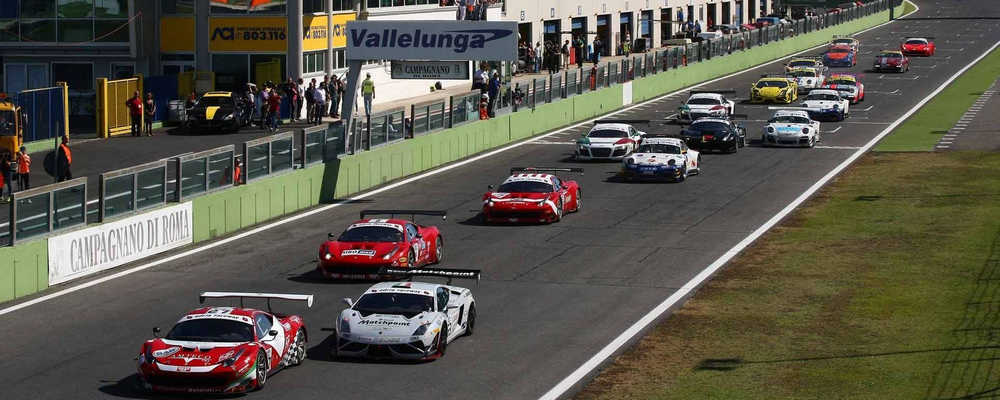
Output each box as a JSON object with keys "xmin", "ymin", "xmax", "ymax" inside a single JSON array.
[
  {"xmin": 255, "ymin": 313, "xmax": 285, "ymax": 369},
  {"xmin": 406, "ymin": 223, "xmax": 425, "ymax": 264},
  {"xmin": 437, "ymin": 287, "xmax": 461, "ymax": 340}
]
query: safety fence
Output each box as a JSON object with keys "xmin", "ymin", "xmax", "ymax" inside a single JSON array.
[
  {"xmin": 15, "ymin": 84, "xmax": 70, "ymax": 143},
  {"xmin": 96, "ymin": 75, "xmax": 143, "ymax": 138}
]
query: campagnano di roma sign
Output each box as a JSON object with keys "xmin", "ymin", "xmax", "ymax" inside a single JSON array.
[{"xmin": 47, "ymin": 202, "xmax": 193, "ymax": 285}]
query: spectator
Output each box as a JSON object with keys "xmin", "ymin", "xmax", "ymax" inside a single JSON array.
[
  {"xmin": 534, "ymin": 42, "xmax": 542, "ymax": 73},
  {"xmin": 404, "ymin": 117, "xmax": 413, "ymax": 138},
  {"xmin": 15, "ymin": 146, "xmax": 29, "ymax": 192},
  {"xmin": 575, "ymin": 36, "xmax": 585, "ymax": 69},
  {"xmin": 472, "ymin": 64, "xmax": 485, "ymax": 91},
  {"xmin": 561, "ymin": 40, "xmax": 570, "ymax": 69},
  {"xmin": 144, "ymin": 92, "xmax": 156, "ymax": 136},
  {"xmin": 305, "ymin": 79, "xmax": 316, "ymax": 123},
  {"xmin": 593, "ymin": 37, "xmax": 603, "ymax": 63},
  {"xmin": 297, "ymin": 78, "xmax": 306, "ymax": 121},
  {"xmin": 329, "ymin": 75, "xmax": 342, "ymax": 118},
  {"xmin": 267, "ymin": 89, "xmax": 281, "ymax": 132},
  {"xmin": 57, "ymin": 135, "xmax": 72, "ymax": 182},
  {"xmin": 126, "ymin": 90, "xmax": 143, "ymax": 137},
  {"xmin": 185, "ymin": 91, "xmax": 197, "ymax": 109},
  {"xmin": 456, "ymin": 0, "xmax": 466, "ymax": 20},
  {"xmin": 315, "ymin": 82, "xmax": 328, "ymax": 125},
  {"xmin": 259, "ymin": 84, "xmax": 271, "ymax": 128},
  {"xmin": 242, "ymin": 83, "xmax": 256, "ymax": 126},
  {"xmin": 285, "ymin": 77, "xmax": 300, "ymax": 122},
  {"xmin": 487, "ymin": 72, "xmax": 500, "ymax": 117},
  {"xmin": 479, "ymin": 94, "xmax": 489, "ymax": 120},
  {"xmin": 695, "ymin": 20, "xmax": 702, "ymax": 34},
  {"xmin": 624, "ymin": 33, "xmax": 632, "ymax": 56},
  {"xmin": 232, "ymin": 157, "xmax": 243, "ymax": 186},
  {"xmin": 0, "ymin": 153, "xmax": 10, "ymax": 201},
  {"xmin": 361, "ymin": 73, "xmax": 375, "ymax": 116}
]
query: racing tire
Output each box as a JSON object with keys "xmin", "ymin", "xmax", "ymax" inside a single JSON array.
[
  {"xmin": 253, "ymin": 351, "xmax": 268, "ymax": 391},
  {"xmin": 676, "ymin": 167, "xmax": 687, "ymax": 182},
  {"xmin": 694, "ymin": 156, "xmax": 702, "ymax": 175},
  {"xmin": 572, "ymin": 190, "xmax": 582, "ymax": 213},
  {"xmin": 729, "ymin": 142, "xmax": 739, "ymax": 154},
  {"xmin": 433, "ymin": 236, "xmax": 443, "ymax": 264},
  {"xmin": 436, "ymin": 324, "xmax": 449, "ymax": 357},
  {"xmin": 464, "ymin": 304, "xmax": 476, "ymax": 336},
  {"xmin": 808, "ymin": 137, "xmax": 816, "ymax": 148},
  {"xmin": 290, "ymin": 330, "xmax": 306, "ymax": 366},
  {"xmin": 408, "ymin": 249, "xmax": 417, "ymax": 267},
  {"xmin": 553, "ymin": 199, "xmax": 563, "ymax": 223}
]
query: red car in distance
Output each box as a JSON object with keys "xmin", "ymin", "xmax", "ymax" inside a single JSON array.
[
  {"xmin": 137, "ymin": 292, "xmax": 312, "ymax": 394},
  {"xmin": 901, "ymin": 37, "xmax": 935, "ymax": 56},
  {"xmin": 318, "ymin": 210, "xmax": 446, "ymax": 279},
  {"xmin": 482, "ymin": 167, "xmax": 583, "ymax": 224}
]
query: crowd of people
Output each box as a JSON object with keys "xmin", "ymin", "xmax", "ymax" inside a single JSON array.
[
  {"xmin": 517, "ymin": 35, "xmax": 605, "ymax": 76},
  {"xmin": 442, "ymin": 0, "xmax": 496, "ymax": 21}
]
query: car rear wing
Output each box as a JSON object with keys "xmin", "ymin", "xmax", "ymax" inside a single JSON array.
[
  {"xmin": 642, "ymin": 133, "xmax": 681, "ymax": 139},
  {"xmin": 594, "ymin": 119, "xmax": 650, "ymax": 125},
  {"xmin": 510, "ymin": 167, "xmax": 585, "ymax": 175},
  {"xmin": 903, "ymin": 36, "xmax": 934, "ymax": 40},
  {"xmin": 769, "ymin": 106, "xmax": 833, "ymax": 113},
  {"xmin": 689, "ymin": 89, "xmax": 736, "ymax": 94},
  {"xmin": 379, "ymin": 267, "xmax": 481, "ymax": 285},
  {"xmin": 199, "ymin": 292, "xmax": 314, "ymax": 310},
  {"xmin": 360, "ymin": 210, "xmax": 447, "ymax": 220}
]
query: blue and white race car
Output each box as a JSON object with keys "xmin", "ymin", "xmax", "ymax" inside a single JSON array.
[
  {"xmin": 762, "ymin": 109, "xmax": 821, "ymax": 148},
  {"xmin": 799, "ymin": 89, "xmax": 849, "ymax": 121},
  {"xmin": 332, "ymin": 268, "xmax": 479, "ymax": 361},
  {"xmin": 619, "ymin": 136, "xmax": 701, "ymax": 182}
]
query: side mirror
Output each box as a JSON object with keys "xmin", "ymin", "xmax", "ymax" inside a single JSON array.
[
  {"xmin": 152, "ymin": 327, "xmax": 161, "ymax": 338},
  {"xmin": 487, "ymin": 184, "xmax": 495, "ymax": 191},
  {"xmin": 342, "ymin": 297, "xmax": 354, "ymax": 308},
  {"xmin": 268, "ymin": 329, "xmax": 278, "ymax": 337},
  {"xmin": 327, "ymin": 232, "xmax": 336, "ymax": 239},
  {"xmin": 447, "ymin": 305, "xmax": 460, "ymax": 310}
]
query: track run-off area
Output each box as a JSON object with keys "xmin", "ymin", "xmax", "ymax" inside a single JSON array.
[{"xmin": 3, "ymin": 1, "xmax": 1000, "ymax": 399}]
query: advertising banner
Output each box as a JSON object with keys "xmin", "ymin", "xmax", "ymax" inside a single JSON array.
[
  {"xmin": 391, "ymin": 61, "xmax": 470, "ymax": 80},
  {"xmin": 47, "ymin": 202, "xmax": 194, "ymax": 285},
  {"xmin": 303, "ymin": 12, "xmax": 355, "ymax": 51},
  {"xmin": 209, "ymin": 17, "xmax": 288, "ymax": 52},
  {"xmin": 346, "ymin": 20, "xmax": 518, "ymax": 61},
  {"xmin": 160, "ymin": 17, "xmax": 196, "ymax": 52}
]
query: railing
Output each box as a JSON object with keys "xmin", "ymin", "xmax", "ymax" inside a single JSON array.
[{"xmin": 0, "ymin": 0, "xmax": 892, "ymax": 247}]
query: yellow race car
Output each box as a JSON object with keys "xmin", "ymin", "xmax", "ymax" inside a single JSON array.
[{"xmin": 750, "ymin": 76, "xmax": 799, "ymax": 104}]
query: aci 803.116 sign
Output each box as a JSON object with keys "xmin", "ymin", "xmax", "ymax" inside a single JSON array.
[{"xmin": 346, "ymin": 20, "xmax": 517, "ymax": 61}]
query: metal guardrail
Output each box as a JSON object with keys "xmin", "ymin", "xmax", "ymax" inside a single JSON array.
[
  {"xmin": 174, "ymin": 144, "xmax": 236, "ymax": 200},
  {"xmin": 99, "ymin": 159, "xmax": 168, "ymax": 222},
  {"xmin": 243, "ymin": 131, "xmax": 293, "ymax": 183},
  {"xmin": 6, "ymin": 177, "xmax": 87, "ymax": 245}
]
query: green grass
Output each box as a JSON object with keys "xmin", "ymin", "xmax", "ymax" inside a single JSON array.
[
  {"xmin": 875, "ymin": 46, "xmax": 1000, "ymax": 151},
  {"xmin": 577, "ymin": 152, "xmax": 1000, "ymax": 399}
]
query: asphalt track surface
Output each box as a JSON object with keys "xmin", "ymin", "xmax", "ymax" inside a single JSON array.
[{"xmin": 4, "ymin": 2, "xmax": 1000, "ymax": 399}]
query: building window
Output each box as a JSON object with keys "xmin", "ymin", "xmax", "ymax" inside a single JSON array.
[
  {"xmin": 21, "ymin": 0, "xmax": 57, "ymax": 18},
  {"xmin": 20, "ymin": 19, "xmax": 57, "ymax": 42},
  {"xmin": 96, "ymin": 0, "xmax": 128, "ymax": 18},
  {"xmin": 250, "ymin": 54, "xmax": 286, "ymax": 87},
  {"xmin": 334, "ymin": 49, "xmax": 345, "ymax": 70},
  {"xmin": 162, "ymin": 0, "xmax": 195, "ymax": 15},
  {"xmin": 95, "ymin": 19, "xmax": 129, "ymax": 42},
  {"xmin": 58, "ymin": 19, "xmax": 93, "ymax": 42},
  {"xmin": 0, "ymin": 20, "xmax": 18, "ymax": 41},
  {"xmin": 52, "ymin": 62, "xmax": 94, "ymax": 91},
  {"xmin": 303, "ymin": 0, "xmax": 325, "ymax": 13},
  {"xmin": 58, "ymin": 0, "xmax": 94, "ymax": 18},
  {"xmin": 211, "ymin": 0, "xmax": 287, "ymax": 15},
  {"xmin": 303, "ymin": 51, "xmax": 326, "ymax": 74},
  {"xmin": 333, "ymin": 0, "xmax": 353, "ymax": 11},
  {"xmin": 212, "ymin": 54, "xmax": 249, "ymax": 91},
  {"xmin": 0, "ymin": 2, "xmax": 17, "ymax": 18}
]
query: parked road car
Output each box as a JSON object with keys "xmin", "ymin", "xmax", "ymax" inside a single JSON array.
[
  {"xmin": 187, "ymin": 91, "xmax": 242, "ymax": 133},
  {"xmin": 318, "ymin": 210, "xmax": 446, "ymax": 279},
  {"xmin": 332, "ymin": 268, "xmax": 480, "ymax": 360},
  {"xmin": 482, "ymin": 167, "xmax": 583, "ymax": 224},
  {"xmin": 136, "ymin": 292, "xmax": 312, "ymax": 394}
]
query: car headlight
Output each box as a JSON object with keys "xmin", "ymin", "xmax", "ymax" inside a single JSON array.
[
  {"xmin": 626, "ymin": 158, "xmax": 635, "ymax": 165},
  {"xmin": 339, "ymin": 318, "xmax": 351, "ymax": 335},
  {"xmin": 833, "ymin": 104, "xmax": 839, "ymax": 109},
  {"xmin": 221, "ymin": 349, "xmax": 245, "ymax": 367},
  {"xmin": 223, "ymin": 114, "xmax": 234, "ymax": 120},
  {"xmin": 412, "ymin": 324, "xmax": 428, "ymax": 336},
  {"xmin": 324, "ymin": 252, "xmax": 332, "ymax": 260},
  {"xmin": 802, "ymin": 127, "xmax": 809, "ymax": 134},
  {"xmin": 766, "ymin": 126, "xmax": 775, "ymax": 133},
  {"xmin": 723, "ymin": 135, "xmax": 734, "ymax": 141}
]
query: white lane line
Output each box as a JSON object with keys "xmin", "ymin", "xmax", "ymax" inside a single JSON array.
[
  {"xmin": 543, "ymin": 37, "xmax": 1000, "ymax": 400},
  {"xmin": 815, "ymin": 145, "xmax": 861, "ymax": 150},
  {"xmin": 4, "ymin": 21, "xmax": 885, "ymax": 318},
  {"xmin": 860, "ymin": 105, "xmax": 875, "ymax": 111},
  {"xmin": 827, "ymin": 126, "xmax": 843, "ymax": 134},
  {"xmin": 529, "ymin": 141, "xmax": 577, "ymax": 145}
]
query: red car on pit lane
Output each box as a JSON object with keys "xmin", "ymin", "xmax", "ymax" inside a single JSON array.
[
  {"xmin": 482, "ymin": 167, "xmax": 583, "ymax": 224},
  {"xmin": 318, "ymin": 210, "xmax": 445, "ymax": 280},
  {"xmin": 901, "ymin": 37, "xmax": 935, "ymax": 56},
  {"xmin": 136, "ymin": 292, "xmax": 312, "ymax": 394}
]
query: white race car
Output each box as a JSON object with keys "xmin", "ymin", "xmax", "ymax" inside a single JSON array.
[
  {"xmin": 676, "ymin": 91, "xmax": 736, "ymax": 123},
  {"xmin": 786, "ymin": 67, "xmax": 826, "ymax": 93},
  {"xmin": 332, "ymin": 268, "xmax": 479, "ymax": 360},
  {"xmin": 619, "ymin": 136, "xmax": 701, "ymax": 181},
  {"xmin": 575, "ymin": 120, "xmax": 645, "ymax": 160},
  {"xmin": 762, "ymin": 109, "xmax": 821, "ymax": 148},
  {"xmin": 800, "ymin": 89, "xmax": 849, "ymax": 121}
]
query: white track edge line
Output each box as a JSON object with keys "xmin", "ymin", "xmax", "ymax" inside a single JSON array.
[{"xmin": 0, "ymin": 4, "xmax": 918, "ymax": 317}]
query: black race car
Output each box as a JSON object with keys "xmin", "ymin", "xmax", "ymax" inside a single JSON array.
[
  {"xmin": 187, "ymin": 91, "xmax": 242, "ymax": 133},
  {"xmin": 680, "ymin": 116, "xmax": 748, "ymax": 153}
]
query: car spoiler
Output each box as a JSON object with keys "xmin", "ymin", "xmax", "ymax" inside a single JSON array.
[
  {"xmin": 360, "ymin": 210, "xmax": 447, "ymax": 220},
  {"xmin": 642, "ymin": 133, "xmax": 681, "ymax": 139},
  {"xmin": 760, "ymin": 74, "xmax": 795, "ymax": 79},
  {"xmin": 199, "ymin": 292, "xmax": 314, "ymax": 310},
  {"xmin": 903, "ymin": 36, "xmax": 934, "ymax": 40},
  {"xmin": 806, "ymin": 88, "xmax": 841, "ymax": 93},
  {"xmin": 594, "ymin": 119, "xmax": 650, "ymax": 125},
  {"xmin": 769, "ymin": 105, "xmax": 836, "ymax": 113},
  {"xmin": 510, "ymin": 167, "xmax": 585, "ymax": 175},
  {"xmin": 689, "ymin": 89, "xmax": 736, "ymax": 94},
  {"xmin": 379, "ymin": 267, "xmax": 481, "ymax": 285}
]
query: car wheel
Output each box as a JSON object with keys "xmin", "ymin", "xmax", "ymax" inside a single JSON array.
[
  {"xmin": 677, "ymin": 167, "xmax": 687, "ymax": 182},
  {"xmin": 730, "ymin": 143, "xmax": 738, "ymax": 153},
  {"xmin": 553, "ymin": 198, "xmax": 564, "ymax": 223},
  {"xmin": 695, "ymin": 156, "xmax": 702, "ymax": 174},
  {"xmin": 809, "ymin": 137, "xmax": 816, "ymax": 148},
  {"xmin": 436, "ymin": 324, "xmax": 449, "ymax": 357},
  {"xmin": 573, "ymin": 190, "xmax": 582, "ymax": 212},
  {"xmin": 464, "ymin": 304, "xmax": 476, "ymax": 336},
  {"xmin": 408, "ymin": 249, "xmax": 417, "ymax": 267},
  {"xmin": 433, "ymin": 236, "xmax": 443, "ymax": 264},
  {"xmin": 290, "ymin": 330, "xmax": 306, "ymax": 366},
  {"xmin": 253, "ymin": 351, "xmax": 268, "ymax": 391}
]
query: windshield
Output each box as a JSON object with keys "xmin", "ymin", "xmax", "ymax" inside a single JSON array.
[
  {"xmin": 338, "ymin": 226, "xmax": 403, "ymax": 242},
  {"xmin": 687, "ymin": 97, "xmax": 721, "ymax": 105},
  {"xmin": 354, "ymin": 292, "xmax": 434, "ymax": 318},
  {"xmin": 198, "ymin": 96, "xmax": 232, "ymax": 107},
  {"xmin": 166, "ymin": 319, "xmax": 255, "ymax": 343},
  {"xmin": 905, "ymin": 39, "xmax": 926, "ymax": 45},
  {"xmin": 497, "ymin": 180, "xmax": 553, "ymax": 193},
  {"xmin": 689, "ymin": 121, "xmax": 731, "ymax": 134},
  {"xmin": 789, "ymin": 60, "xmax": 815, "ymax": 67},
  {"xmin": 0, "ymin": 110, "xmax": 14, "ymax": 136},
  {"xmin": 806, "ymin": 94, "xmax": 842, "ymax": 101},
  {"xmin": 788, "ymin": 71, "xmax": 816, "ymax": 78},
  {"xmin": 756, "ymin": 80, "xmax": 788, "ymax": 89},
  {"xmin": 833, "ymin": 39, "xmax": 853, "ymax": 45},
  {"xmin": 636, "ymin": 144, "xmax": 681, "ymax": 154},
  {"xmin": 827, "ymin": 79, "xmax": 855, "ymax": 86},
  {"xmin": 879, "ymin": 52, "xmax": 902, "ymax": 59},
  {"xmin": 588, "ymin": 129, "xmax": 627, "ymax": 138},
  {"xmin": 770, "ymin": 115, "xmax": 812, "ymax": 124},
  {"xmin": 828, "ymin": 48, "xmax": 850, "ymax": 54}
]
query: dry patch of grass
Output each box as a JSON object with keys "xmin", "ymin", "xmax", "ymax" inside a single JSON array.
[{"xmin": 578, "ymin": 152, "xmax": 1000, "ymax": 399}]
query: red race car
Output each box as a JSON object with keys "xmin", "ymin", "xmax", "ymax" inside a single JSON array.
[
  {"xmin": 823, "ymin": 73, "xmax": 866, "ymax": 104},
  {"xmin": 482, "ymin": 167, "xmax": 583, "ymax": 224},
  {"xmin": 872, "ymin": 50, "xmax": 909, "ymax": 73},
  {"xmin": 137, "ymin": 292, "xmax": 312, "ymax": 394},
  {"xmin": 901, "ymin": 37, "xmax": 935, "ymax": 56},
  {"xmin": 318, "ymin": 210, "xmax": 446, "ymax": 279}
]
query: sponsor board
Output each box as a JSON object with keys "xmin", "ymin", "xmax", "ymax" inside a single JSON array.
[
  {"xmin": 391, "ymin": 61, "xmax": 470, "ymax": 80},
  {"xmin": 346, "ymin": 21, "xmax": 517, "ymax": 61},
  {"xmin": 303, "ymin": 13, "xmax": 355, "ymax": 51},
  {"xmin": 210, "ymin": 17, "xmax": 287, "ymax": 52},
  {"xmin": 48, "ymin": 203, "xmax": 193, "ymax": 285},
  {"xmin": 160, "ymin": 17, "xmax": 195, "ymax": 52}
]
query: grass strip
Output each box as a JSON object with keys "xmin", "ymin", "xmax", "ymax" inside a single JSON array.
[
  {"xmin": 577, "ymin": 151, "xmax": 1000, "ymax": 399},
  {"xmin": 875, "ymin": 46, "xmax": 1000, "ymax": 151}
]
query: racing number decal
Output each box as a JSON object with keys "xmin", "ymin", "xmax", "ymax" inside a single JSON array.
[{"xmin": 206, "ymin": 307, "xmax": 234, "ymax": 314}]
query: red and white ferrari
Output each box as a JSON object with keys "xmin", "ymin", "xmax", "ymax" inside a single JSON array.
[
  {"xmin": 136, "ymin": 292, "xmax": 312, "ymax": 394},
  {"xmin": 901, "ymin": 37, "xmax": 935, "ymax": 56},
  {"xmin": 318, "ymin": 210, "xmax": 446, "ymax": 279},
  {"xmin": 482, "ymin": 167, "xmax": 583, "ymax": 224}
]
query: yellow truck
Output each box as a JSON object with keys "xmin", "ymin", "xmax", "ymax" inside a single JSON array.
[{"xmin": 0, "ymin": 96, "xmax": 24, "ymax": 157}]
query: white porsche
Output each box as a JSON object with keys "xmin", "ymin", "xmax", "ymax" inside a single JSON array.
[
  {"xmin": 332, "ymin": 268, "xmax": 478, "ymax": 360},
  {"xmin": 800, "ymin": 89, "xmax": 849, "ymax": 121},
  {"xmin": 762, "ymin": 109, "xmax": 821, "ymax": 148},
  {"xmin": 575, "ymin": 121, "xmax": 645, "ymax": 160},
  {"xmin": 786, "ymin": 67, "xmax": 826, "ymax": 93},
  {"xmin": 619, "ymin": 137, "xmax": 701, "ymax": 181}
]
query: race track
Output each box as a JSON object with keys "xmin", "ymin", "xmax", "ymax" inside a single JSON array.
[{"xmin": 3, "ymin": 1, "xmax": 1000, "ymax": 398}]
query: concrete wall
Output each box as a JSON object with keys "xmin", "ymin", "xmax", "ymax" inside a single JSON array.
[{"xmin": 0, "ymin": 240, "xmax": 48, "ymax": 303}]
